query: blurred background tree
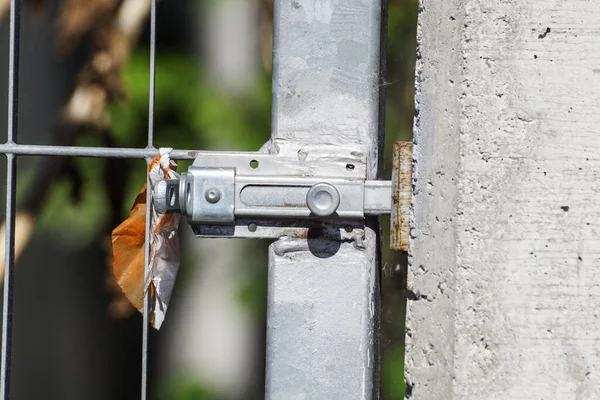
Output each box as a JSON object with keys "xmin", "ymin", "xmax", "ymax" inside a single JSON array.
[{"xmin": 0, "ymin": 0, "xmax": 416, "ymax": 399}]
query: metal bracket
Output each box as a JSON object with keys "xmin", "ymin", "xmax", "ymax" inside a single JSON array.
[{"xmin": 154, "ymin": 144, "xmax": 412, "ymax": 248}]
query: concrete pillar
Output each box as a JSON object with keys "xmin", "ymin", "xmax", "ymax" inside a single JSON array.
[{"xmin": 407, "ymin": 0, "xmax": 600, "ymax": 398}]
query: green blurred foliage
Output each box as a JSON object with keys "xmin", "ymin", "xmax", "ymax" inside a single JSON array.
[
  {"xmin": 384, "ymin": 0, "xmax": 419, "ymax": 177},
  {"xmin": 382, "ymin": 346, "xmax": 408, "ymax": 398},
  {"xmin": 109, "ymin": 52, "xmax": 271, "ymax": 152},
  {"xmin": 234, "ymin": 247, "xmax": 269, "ymax": 318},
  {"xmin": 36, "ymin": 52, "xmax": 272, "ymax": 246},
  {"xmin": 155, "ymin": 376, "xmax": 216, "ymax": 400},
  {"xmin": 381, "ymin": 1, "xmax": 418, "ymax": 399},
  {"xmin": 109, "ymin": 51, "xmax": 272, "ymax": 214},
  {"xmin": 36, "ymin": 154, "xmax": 110, "ymax": 247}
]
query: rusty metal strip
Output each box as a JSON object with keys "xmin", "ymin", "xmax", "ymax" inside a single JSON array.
[{"xmin": 391, "ymin": 141, "xmax": 413, "ymax": 251}]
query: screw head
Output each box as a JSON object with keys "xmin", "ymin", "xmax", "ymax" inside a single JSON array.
[
  {"xmin": 306, "ymin": 183, "xmax": 340, "ymax": 217},
  {"xmin": 205, "ymin": 188, "xmax": 221, "ymax": 204}
]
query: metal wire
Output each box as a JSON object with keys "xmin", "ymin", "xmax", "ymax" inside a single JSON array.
[
  {"xmin": 0, "ymin": 2, "xmax": 199, "ymax": 398},
  {"xmin": 141, "ymin": 171, "xmax": 152, "ymax": 400},
  {"xmin": 0, "ymin": 1, "xmax": 184, "ymax": 398},
  {"xmin": 0, "ymin": 143, "xmax": 198, "ymax": 160},
  {"xmin": 142, "ymin": 0, "xmax": 157, "ymax": 398},
  {"xmin": 1, "ymin": 157, "xmax": 16, "ymax": 400},
  {"xmin": 146, "ymin": 0, "xmax": 157, "ymax": 150},
  {"xmin": 1, "ymin": 0, "xmax": 20, "ymax": 398}
]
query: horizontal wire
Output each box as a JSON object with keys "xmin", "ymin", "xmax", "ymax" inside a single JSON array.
[{"xmin": 0, "ymin": 143, "xmax": 199, "ymax": 160}]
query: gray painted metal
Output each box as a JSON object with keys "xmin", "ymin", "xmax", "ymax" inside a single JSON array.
[{"xmin": 264, "ymin": 0, "xmax": 386, "ymax": 399}]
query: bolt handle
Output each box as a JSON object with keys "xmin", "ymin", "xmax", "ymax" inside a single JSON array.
[
  {"xmin": 154, "ymin": 179, "xmax": 181, "ymax": 214},
  {"xmin": 306, "ymin": 183, "xmax": 341, "ymax": 217}
]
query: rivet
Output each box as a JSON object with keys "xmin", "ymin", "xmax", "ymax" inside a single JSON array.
[{"xmin": 205, "ymin": 188, "xmax": 221, "ymax": 204}]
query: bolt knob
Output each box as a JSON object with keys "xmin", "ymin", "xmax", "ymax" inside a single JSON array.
[
  {"xmin": 306, "ymin": 183, "xmax": 340, "ymax": 217},
  {"xmin": 153, "ymin": 179, "xmax": 181, "ymax": 214}
]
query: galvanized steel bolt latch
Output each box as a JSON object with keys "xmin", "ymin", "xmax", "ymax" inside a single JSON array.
[{"xmin": 154, "ymin": 142, "xmax": 412, "ymax": 250}]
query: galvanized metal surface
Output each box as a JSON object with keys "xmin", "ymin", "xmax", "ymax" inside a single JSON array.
[
  {"xmin": 305, "ymin": 182, "xmax": 340, "ymax": 216},
  {"xmin": 189, "ymin": 150, "xmax": 367, "ymax": 179},
  {"xmin": 154, "ymin": 179, "xmax": 182, "ymax": 214},
  {"xmin": 153, "ymin": 151, "xmax": 392, "ymax": 241},
  {"xmin": 390, "ymin": 141, "xmax": 412, "ymax": 252},
  {"xmin": 181, "ymin": 167, "xmax": 235, "ymax": 223},
  {"xmin": 236, "ymin": 176, "xmax": 364, "ymax": 218},
  {"xmin": 265, "ymin": 0, "xmax": 386, "ymax": 399},
  {"xmin": 365, "ymin": 180, "xmax": 393, "ymax": 215},
  {"xmin": 155, "ymin": 151, "xmax": 392, "ymax": 241}
]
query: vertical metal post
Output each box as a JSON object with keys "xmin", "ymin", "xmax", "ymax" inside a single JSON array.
[
  {"xmin": 142, "ymin": 0, "xmax": 157, "ymax": 399},
  {"xmin": 265, "ymin": 1, "xmax": 386, "ymax": 399},
  {"xmin": 1, "ymin": 1, "xmax": 20, "ymax": 398}
]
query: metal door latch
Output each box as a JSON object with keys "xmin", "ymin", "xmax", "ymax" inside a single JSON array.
[{"xmin": 154, "ymin": 142, "xmax": 412, "ymax": 250}]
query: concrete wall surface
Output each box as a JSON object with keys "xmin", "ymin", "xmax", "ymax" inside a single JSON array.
[{"xmin": 407, "ymin": 0, "xmax": 600, "ymax": 398}]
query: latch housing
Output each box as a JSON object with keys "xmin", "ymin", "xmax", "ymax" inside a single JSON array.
[{"xmin": 154, "ymin": 143, "xmax": 412, "ymax": 249}]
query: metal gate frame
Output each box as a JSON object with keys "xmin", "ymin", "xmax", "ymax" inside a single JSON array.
[
  {"xmin": 0, "ymin": 1, "xmax": 388, "ymax": 399},
  {"xmin": 264, "ymin": 1, "xmax": 386, "ymax": 399}
]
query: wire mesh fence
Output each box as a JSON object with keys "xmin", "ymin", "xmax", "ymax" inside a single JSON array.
[{"xmin": 0, "ymin": 1, "xmax": 179, "ymax": 398}]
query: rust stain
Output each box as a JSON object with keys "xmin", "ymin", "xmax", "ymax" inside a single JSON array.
[
  {"xmin": 294, "ymin": 229, "xmax": 309, "ymax": 239},
  {"xmin": 390, "ymin": 141, "xmax": 413, "ymax": 252},
  {"xmin": 283, "ymin": 202, "xmax": 304, "ymax": 208}
]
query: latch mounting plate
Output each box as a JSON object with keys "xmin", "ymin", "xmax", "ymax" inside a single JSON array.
[{"xmin": 153, "ymin": 143, "xmax": 412, "ymax": 249}]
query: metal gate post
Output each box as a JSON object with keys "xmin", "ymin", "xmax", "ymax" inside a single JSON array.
[{"xmin": 265, "ymin": 1, "xmax": 386, "ymax": 398}]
